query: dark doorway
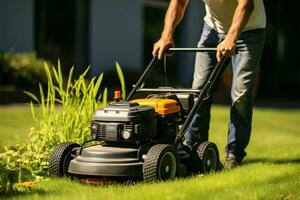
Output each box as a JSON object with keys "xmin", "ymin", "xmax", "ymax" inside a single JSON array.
[{"xmin": 35, "ymin": 0, "xmax": 90, "ymax": 74}]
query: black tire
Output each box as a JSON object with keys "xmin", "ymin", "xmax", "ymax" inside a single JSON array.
[
  {"xmin": 143, "ymin": 144, "xmax": 179, "ymax": 182},
  {"xmin": 191, "ymin": 141, "xmax": 219, "ymax": 174},
  {"xmin": 49, "ymin": 142, "xmax": 80, "ymax": 177}
]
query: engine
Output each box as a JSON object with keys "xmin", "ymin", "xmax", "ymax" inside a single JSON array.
[{"xmin": 90, "ymin": 98, "xmax": 181, "ymax": 144}]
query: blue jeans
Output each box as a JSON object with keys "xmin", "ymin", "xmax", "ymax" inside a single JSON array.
[{"xmin": 185, "ymin": 23, "xmax": 265, "ymax": 161}]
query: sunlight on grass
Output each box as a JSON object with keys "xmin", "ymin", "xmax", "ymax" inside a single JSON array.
[
  {"xmin": 8, "ymin": 163, "xmax": 300, "ymax": 200},
  {"xmin": 0, "ymin": 106, "xmax": 33, "ymax": 151}
]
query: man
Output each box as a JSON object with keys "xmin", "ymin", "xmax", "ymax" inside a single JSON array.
[{"xmin": 152, "ymin": 0, "xmax": 266, "ymax": 168}]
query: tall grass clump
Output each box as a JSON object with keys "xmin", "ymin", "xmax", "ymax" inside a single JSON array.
[
  {"xmin": 25, "ymin": 61, "xmax": 108, "ymax": 146},
  {"xmin": 0, "ymin": 61, "xmax": 125, "ymax": 193}
]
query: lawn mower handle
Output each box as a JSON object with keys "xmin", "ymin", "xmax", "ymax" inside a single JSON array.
[
  {"xmin": 126, "ymin": 48, "xmax": 230, "ymax": 147},
  {"xmin": 168, "ymin": 47, "xmax": 217, "ymax": 52},
  {"xmin": 126, "ymin": 47, "xmax": 218, "ymax": 101}
]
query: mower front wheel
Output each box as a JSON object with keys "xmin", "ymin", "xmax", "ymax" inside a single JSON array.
[
  {"xmin": 49, "ymin": 142, "xmax": 80, "ymax": 177},
  {"xmin": 192, "ymin": 141, "xmax": 219, "ymax": 174},
  {"xmin": 143, "ymin": 144, "xmax": 179, "ymax": 182}
]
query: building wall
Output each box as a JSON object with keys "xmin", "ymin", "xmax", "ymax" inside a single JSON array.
[
  {"xmin": 90, "ymin": 0, "xmax": 143, "ymax": 76},
  {"xmin": 0, "ymin": 0, "xmax": 34, "ymax": 52}
]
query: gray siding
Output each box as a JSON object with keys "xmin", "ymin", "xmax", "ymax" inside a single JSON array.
[
  {"xmin": 90, "ymin": 0, "xmax": 143, "ymax": 75},
  {"xmin": 0, "ymin": 0, "xmax": 34, "ymax": 52}
]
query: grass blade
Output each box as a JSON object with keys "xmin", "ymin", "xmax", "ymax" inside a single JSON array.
[{"xmin": 23, "ymin": 91, "xmax": 39, "ymax": 103}]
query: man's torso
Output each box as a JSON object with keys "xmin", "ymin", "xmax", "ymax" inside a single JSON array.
[{"xmin": 203, "ymin": 0, "xmax": 266, "ymax": 33}]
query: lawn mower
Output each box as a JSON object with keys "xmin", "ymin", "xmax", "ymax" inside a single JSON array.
[{"xmin": 48, "ymin": 48, "xmax": 230, "ymax": 182}]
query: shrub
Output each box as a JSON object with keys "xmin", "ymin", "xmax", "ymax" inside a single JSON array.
[
  {"xmin": 0, "ymin": 61, "xmax": 126, "ymax": 194},
  {"xmin": 0, "ymin": 52, "xmax": 50, "ymax": 87}
]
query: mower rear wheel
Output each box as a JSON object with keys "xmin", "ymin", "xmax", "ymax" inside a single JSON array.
[
  {"xmin": 192, "ymin": 141, "xmax": 219, "ymax": 174},
  {"xmin": 49, "ymin": 142, "xmax": 80, "ymax": 177},
  {"xmin": 143, "ymin": 144, "xmax": 178, "ymax": 182}
]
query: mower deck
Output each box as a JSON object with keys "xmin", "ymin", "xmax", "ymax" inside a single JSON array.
[{"xmin": 68, "ymin": 145, "xmax": 143, "ymax": 177}]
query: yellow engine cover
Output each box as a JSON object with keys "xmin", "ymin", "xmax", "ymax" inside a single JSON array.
[{"xmin": 132, "ymin": 99, "xmax": 180, "ymax": 115}]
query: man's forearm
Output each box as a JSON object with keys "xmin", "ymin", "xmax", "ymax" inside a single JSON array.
[
  {"xmin": 161, "ymin": 0, "xmax": 189, "ymax": 40},
  {"xmin": 216, "ymin": 0, "xmax": 254, "ymax": 61},
  {"xmin": 152, "ymin": 0, "xmax": 189, "ymax": 59},
  {"xmin": 226, "ymin": 0, "xmax": 254, "ymax": 42}
]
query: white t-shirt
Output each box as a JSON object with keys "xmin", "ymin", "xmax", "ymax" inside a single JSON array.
[{"xmin": 203, "ymin": 0, "xmax": 266, "ymax": 33}]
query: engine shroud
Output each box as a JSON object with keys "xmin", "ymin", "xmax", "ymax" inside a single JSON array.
[{"xmin": 91, "ymin": 102, "xmax": 157, "ymax": 143}]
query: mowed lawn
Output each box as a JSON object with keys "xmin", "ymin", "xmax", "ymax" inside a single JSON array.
[
  {"xmin": 0, "ymin": 105, "xmax": 33, "ymax": 152},
  {"xmin": 1, "ymin": 105, "xmax": 300, "ymax": 200}
]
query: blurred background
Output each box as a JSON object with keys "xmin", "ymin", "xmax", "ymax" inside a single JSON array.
[{"xmin": 0, "ymin": 0, "xmax": 299, "ymax": 104}]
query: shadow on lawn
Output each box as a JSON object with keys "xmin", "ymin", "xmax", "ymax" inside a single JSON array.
[{"xmin": 243, "ymin": 158, "xmax": 300, "ymax": 165}]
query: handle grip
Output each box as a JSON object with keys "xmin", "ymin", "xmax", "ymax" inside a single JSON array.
[{"xmin": 167, "ymin": 47, "xmax": 217, "ymax": 53}]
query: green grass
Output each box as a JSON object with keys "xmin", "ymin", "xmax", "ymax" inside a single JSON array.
[
  {"xmin": 0, "ymin": 105, "xmax": 33, "ymax": 151},
  {"xmin": 1, "ymin": 105, "xmax": 300, "ymax": 200}
]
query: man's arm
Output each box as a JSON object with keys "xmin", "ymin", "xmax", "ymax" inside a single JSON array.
[
  {"xmin": 216, "ymin": 0, "xmax": 254, "ymax": 61},
  {"xmin": 152, "ymin": 0, "xmax": 189, "ymax": 60}
]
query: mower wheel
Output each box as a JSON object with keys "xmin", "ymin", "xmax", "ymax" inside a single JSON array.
[
  {"xmin": 192, "ymin": 141, "xmax": 219, "ymax": 174},
  {"xmin": 143, "ymin": 144, "xmax": 178, "ymax": 182},
  {"xmin": 49, "ymin": 142, "xmax": 80, "ymax": 177}
]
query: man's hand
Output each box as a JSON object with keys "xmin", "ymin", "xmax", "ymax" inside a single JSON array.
[
  {"xmin": 216, "ymin": 37, "xmax": 237, "ymax": 62},
  {"xmin": 152, "ymin": 37, "xmax": 175, "ymax": 60}
]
